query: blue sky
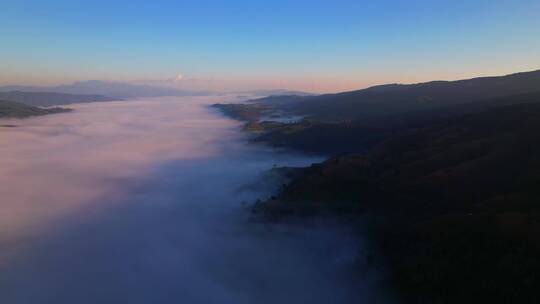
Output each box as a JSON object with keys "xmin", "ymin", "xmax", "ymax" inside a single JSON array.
[{"xmin": 1, "ymin": 0, "xmax": 539, "ymax": 92}]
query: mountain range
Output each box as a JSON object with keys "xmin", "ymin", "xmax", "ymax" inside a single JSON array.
[
  {"xmin": 215, "ymin": 69, "xmax": 540, "ymax": 303},
  {"xmin": 0, "ymin": 91, "xmax": 118, "ymax": 106},
  {"xmin": 0, "ymin": 80, "xmax": 213, "ymax": 99},
  {"xmin": 244, "ymin": 69, "xmax": 540, "ymax": 121}
]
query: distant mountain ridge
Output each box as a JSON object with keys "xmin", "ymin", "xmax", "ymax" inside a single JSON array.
[
  {"xmin": 237, "ymin": 89, "xmax": 314, "ymax": 97},
  {"xmin": 0, "ymin": 91, "xmax": 117, "ymax": 106},
  {"xmin": 0, "ymin": 80, "xmax": 313, "ymax": 100},
  {"xmin": 0, "ymin": 80, "xmax": 213, "ymax": 99},
  {"xmin": 246, "ymin": 69, "xmax": 540, "ymax": 120}
]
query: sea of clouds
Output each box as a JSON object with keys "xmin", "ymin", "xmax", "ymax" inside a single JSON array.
[{"xmin": 0, "ymin": 96, "xmax": 392, "ymax": 303}]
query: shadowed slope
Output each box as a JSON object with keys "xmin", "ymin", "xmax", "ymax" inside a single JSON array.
[{"xmin": 0, "ymin": 100, "xmax": 71, "ymax": 118}]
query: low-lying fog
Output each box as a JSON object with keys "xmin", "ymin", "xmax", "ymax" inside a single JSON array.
[{"xmin": 0, "ymin": 96, "xmax": 391, "ymax": 303}]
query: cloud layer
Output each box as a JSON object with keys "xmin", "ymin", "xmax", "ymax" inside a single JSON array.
[{"xmin": 0, "ymin": 97, "xmax": 392, "ymax": 303}]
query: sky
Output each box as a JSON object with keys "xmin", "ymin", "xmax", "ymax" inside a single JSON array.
[{"xmin": 1, "ymin": 0, "xmax": 539, "ymax": 93}]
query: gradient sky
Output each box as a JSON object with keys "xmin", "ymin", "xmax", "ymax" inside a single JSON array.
[{"xmin": 1, "ymin": 0, "xmax": 539, "ymax": 92}]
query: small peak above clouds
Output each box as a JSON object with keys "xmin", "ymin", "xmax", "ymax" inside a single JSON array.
[{"xmin": 163, "ymin": 74, "xmax": 185, "ymax": 83}]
